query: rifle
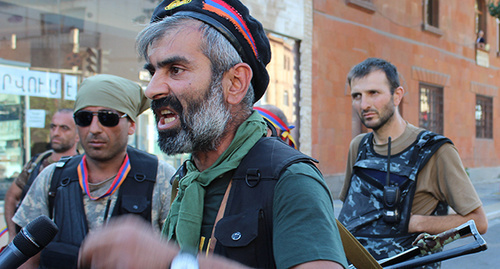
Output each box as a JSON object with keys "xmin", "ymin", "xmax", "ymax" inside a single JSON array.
[
  {"xmin": 380, "ymin": 220, "xmax": 487, "ymax": 268},
  {"xmin": 342, "ymin": 220, "xmax": 487, "ymax": 268}
]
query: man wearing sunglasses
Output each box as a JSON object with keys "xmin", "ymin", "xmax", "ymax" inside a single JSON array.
[
  {"xmin": 13, "ymin": 74, "xmax": 176, "ymax": 269},
  {"xmin": 78, "ymin": 1, "xmax": 348, "ymax": 268}
]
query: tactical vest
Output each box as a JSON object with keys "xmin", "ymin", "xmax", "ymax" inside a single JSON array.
[
  {"xmin": 174, "ymin": 137, "xmax": 316, "ymax": 268},
  {"xmin": 338, "ymin": 131, "xmax": 451, "ymax": 261},
  {"xmin": 39, "ymin": 146, "xmax": 158, "ymax": 269}
]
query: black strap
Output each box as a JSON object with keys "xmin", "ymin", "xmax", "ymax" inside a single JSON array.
[
  {"xmin": 48, "ymin": 155, "xmax": 79, "ymax": 219},
  {"xmin": 48, "ymin": 146, "xmax": 158, "ymax": 220},
  {"xmin": 111, "ymin": 146, "xmax": 158, "ymax": 221}
]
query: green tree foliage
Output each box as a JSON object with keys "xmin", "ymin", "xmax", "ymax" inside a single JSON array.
[{"xmin": 488, "ymin": 1, "xmax": 500, "ymax": 19}]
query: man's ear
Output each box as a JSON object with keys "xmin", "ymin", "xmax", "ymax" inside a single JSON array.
[
  {"xmin": 224, "ymin": 63, "xmax": 253, "ymax": 105},
  {"xmin": 128, "ymin": 120, "xmax": 136, "ymax": 135},
  {"xmin": 393, "ymin": 86, "xmax": 405, "ymax": 106}
]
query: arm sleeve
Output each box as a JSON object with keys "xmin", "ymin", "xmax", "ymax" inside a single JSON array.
[
  {"xmin": 272, "ymin": 162, "xmax": 348, "ymax": 269},
  {"xmin": 13, "ymin": 160, "xmax": 35, "ymax": 189},
  {"xmin": 151, "ymin": 160, "xmax": 176, "ymax": 230},
  {"xmin": 12, "ymin": 164, "xmax": 55, "ymax": 228},
  {"xmin": 435, "ymin": 144, "xmax": 482, "ymax": 215}
]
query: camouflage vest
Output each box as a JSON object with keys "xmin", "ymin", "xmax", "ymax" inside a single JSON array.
[{"xmin": 338, "ymin": 130, "xmax": 451, "ymax": 260}]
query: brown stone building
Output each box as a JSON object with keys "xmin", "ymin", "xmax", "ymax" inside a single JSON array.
[{"xmin": 312, "ymin": 0, "xmax": 500, "ymax": 184}]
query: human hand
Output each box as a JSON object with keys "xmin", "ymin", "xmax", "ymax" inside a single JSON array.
[{"xmin": 78, "ymin": 215, "xmax": 178, "ymax": 269}]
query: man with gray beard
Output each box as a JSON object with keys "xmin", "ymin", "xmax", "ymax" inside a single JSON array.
[
  {"xmin": 78, "ymin": 0, "xmax": 347, "ymax": 268},
  {"xmin": 151, "ymin": 75, "xmax": 230, "ymax": 154}
]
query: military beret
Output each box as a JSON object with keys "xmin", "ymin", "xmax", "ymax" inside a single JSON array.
[{"xmin": 151, "ymin": 0, "xmax": 271, "ymax": 103}]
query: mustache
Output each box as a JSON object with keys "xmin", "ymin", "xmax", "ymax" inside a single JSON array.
[
  {"xmin": 362, "ymin": 108, "xmax": 378, "ymax": 114},
  {"xmin": 151, "ymin": 95, "xmax": 184, "ymax": 115}
]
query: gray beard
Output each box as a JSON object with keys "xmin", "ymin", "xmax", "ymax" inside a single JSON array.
[{"xmin": 156, "ymin": 79, "xmax": 231, "ymax": 155}]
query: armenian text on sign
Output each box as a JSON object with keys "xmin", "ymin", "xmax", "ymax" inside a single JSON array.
[{"xmin": 0, "ymin": 65, "xmax": 78, "ymax": 100}]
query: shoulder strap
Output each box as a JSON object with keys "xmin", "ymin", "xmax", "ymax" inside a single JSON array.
[
  {"xmin": 411, "ymin": 130, "xmax": 452, "ymax": 178},
  {"xmin": 48, "ymin": 155, "xmax": 81, "ymax": 219},
  {"xmin": 355, "ymin": 133, "xmax": 373, "ymax": 162},
  {"xmin": 21, "ymin": 151, "xmax": 54, "ymax": 200},
  {"xmin": 232, "ymin": 137, "xmax": 317, "ymax": 183},
  {"xmin": 111, "ymin": 146, "xmax": 158, "ymax": 221}
]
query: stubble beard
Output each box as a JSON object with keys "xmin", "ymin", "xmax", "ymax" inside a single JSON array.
[
  {"xmin": 50, "ymin": 139, "xmax": 73, "ymax": 154},
  {"xmin": 153, "ymin": 78, "xmax": 232, "ymax": 155},
  {"xmin": 360, "ymin": 98, "xmax": 396, "ymax": 131}
]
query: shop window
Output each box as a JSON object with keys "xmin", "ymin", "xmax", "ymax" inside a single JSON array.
[
  {"xmin": 476, "ymin": 95, "xmax": 493, "ymax": 138},
  {"xmin": 423, "ymin": 0, "xmax": 442, "ymax": 35},
  {"xmin": 419, "ymin": 83, "xmax": 444, "ymax": 134}
]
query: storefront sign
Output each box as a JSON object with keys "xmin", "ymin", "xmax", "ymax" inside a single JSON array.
[
  {"xmin": 0, "ymin": 66, "xmax": 77, "ymax": 99},
  {"xmin": 26, "ymin": 109, "xmax": 46, "ymax": 128},
  {"xmin": 64, "ymin": 75, "xmax": 78, "ymax": 101}
]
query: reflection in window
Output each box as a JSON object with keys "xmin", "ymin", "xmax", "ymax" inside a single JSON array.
[
  {"xmin": 419, "ymin": 83, "xmax": 444, "ymax": 134},
  {"xmin": 476, "ymin": 95, "xmax": 493, "ymax": 138},
  {"xmin": 258, "ymin": 33, "xmax": 300, "ymax": 147}
]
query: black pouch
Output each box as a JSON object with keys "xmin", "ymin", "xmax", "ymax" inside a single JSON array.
[
  {"xmin": 120, "ymin": 195, "xmax": 149, "ymax": 214},
  {"xmin": 214, "ymin": 209, "xmax": 259, "ymax": 263}
]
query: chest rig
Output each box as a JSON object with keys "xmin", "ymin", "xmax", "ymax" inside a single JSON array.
[
  {"xmin": 338, "ymin": 131, "xmax": 451, "ymax": 260},
  {"xmin": 39, "ymin": 146, "xmax": 158, "ymax": 269}
]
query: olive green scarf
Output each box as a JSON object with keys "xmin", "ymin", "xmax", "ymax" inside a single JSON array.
[{"xmin": 162, "ymin": 111, "xmax": 267, "ymax": 251}]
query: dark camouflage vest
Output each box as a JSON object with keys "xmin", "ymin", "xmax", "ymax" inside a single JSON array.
[{"xmin": 338, "ymin": 130, "xmax": 451, "ymax": 261}]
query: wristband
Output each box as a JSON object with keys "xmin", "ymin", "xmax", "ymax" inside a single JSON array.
[{"xmin": 170, "ymin": 251, "xmax": 199, "ymax": 269}]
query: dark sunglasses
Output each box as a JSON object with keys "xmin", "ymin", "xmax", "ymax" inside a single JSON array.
[{"xmin": 74, "ymin": 110, "xmax": 128, "ymax": 127}]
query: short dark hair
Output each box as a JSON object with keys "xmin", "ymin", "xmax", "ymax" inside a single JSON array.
[
  {"xmin": 347, "ymin": 58, "xmax": 400, "ymax": 94},
  {"xmin": 57, "ymin": 108, "xmax": 74, "ymax": 114}
]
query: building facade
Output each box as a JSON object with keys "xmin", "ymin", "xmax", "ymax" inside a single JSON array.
[
  {"xmin": 313, "ymin": 0, "xmax": 500, "ymax": 190},
  {"xmin": 0, "ymin": 0, "xmax": 310, "ymax": 198}
]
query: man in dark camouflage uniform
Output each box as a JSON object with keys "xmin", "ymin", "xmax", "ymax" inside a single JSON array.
[{"xmin": 338, "ymin": 58, "xmax": 488, "ymax": 267}]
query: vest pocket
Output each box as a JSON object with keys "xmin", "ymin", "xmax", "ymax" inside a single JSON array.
[
  {"xmin": 214, "ymin": 208, "xmax": 258, "ymax": 247},
  {"xmin": 121, "ymin": 195, "xmax": 149, "ymax": 214}
]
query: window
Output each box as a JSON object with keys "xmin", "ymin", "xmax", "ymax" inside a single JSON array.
[
  {"xmin": 426, "ymin": 0, "xmax": 439, "ymax": 27},
  {"xmin": 475, "ymin": 0, "xmax": 487, "ymax": 41},
  {"xmin": 476, "ymin": 95, "xmax": 493, "ymax": 138},
  {"xmin": 497, "ymin": 18, "xmax": 500, "ymax": 55},
  {"xmin": 419, "ymin": 83, "xmax": 444, "ymax": 134},
  {"xmin": 346, "ymin": 0, "xmax": 376, "ymax": 13},
  {"xmin": 423, "ymin": 0, "xmax": 443, "ymax": 35}
]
